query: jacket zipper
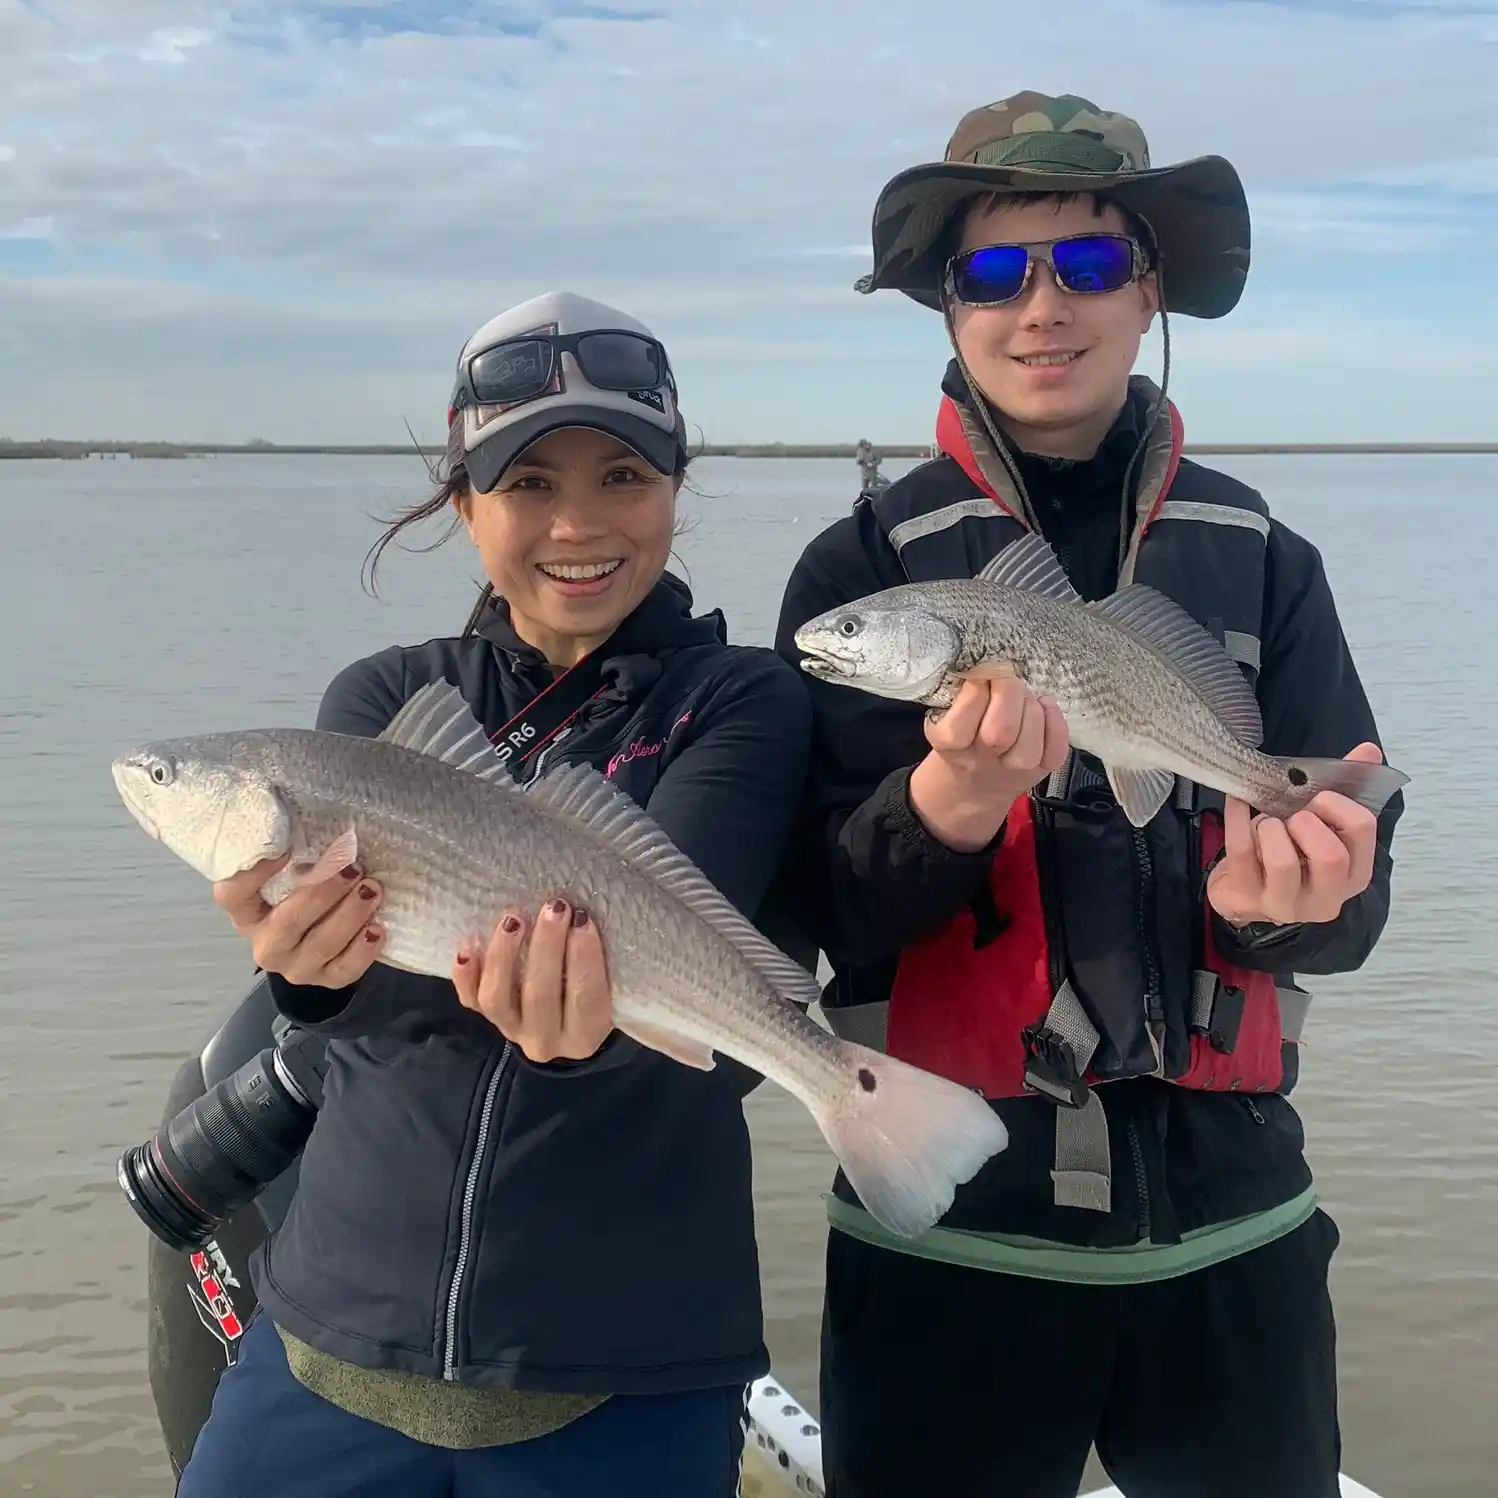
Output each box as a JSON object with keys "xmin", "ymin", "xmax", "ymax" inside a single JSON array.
[
  {"xmin": 1128, "ymin": 1115, "xmax": 1150, "ymax": 1229},
  {"xmin": 1128, "ymin": 827, "xmax": 1163, "ymax": 1239},
  {"xmin": 527, "ymin": 730, "xmax": 569, "ymax": 780},
  {"xmin": 440, "ymin": 721, "xmax": 576, "ymax": 1373},
  {"xmin": 441, "ymin": 1040, "xmax": 511, "ymax": 1381},
  {"xmin": 1130, "ymin": 828, "xmax": 1165, "ymax": 1048},
  {"xmin": 1029, "ymin": 794, "xmax": 1067, "ymax": 998}
]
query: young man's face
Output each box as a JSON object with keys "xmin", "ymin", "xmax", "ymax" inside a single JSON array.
[{"xmin": 949, "ymin": 195, "xmax": 1159, "ymax": 459}]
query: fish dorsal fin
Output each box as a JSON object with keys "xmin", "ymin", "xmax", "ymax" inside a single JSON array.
[
  {"xmin": 976, "ymin": 533, "xmax": 1082, "ymax": 603},
  {"xmin": 1086, "ymin": 586, "xmax": 1264, "ymax": 746},
  {"xmin": 378, "ymin": 680, "xmax": 513, "ymax": 783},
  {"xmin": 524, "ymin": 760, "xmax": 822, "ymax": 1010}
]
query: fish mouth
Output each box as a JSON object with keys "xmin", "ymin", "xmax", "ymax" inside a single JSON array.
[
  {"xmin": 798, "ymin": 652, "xmax": 856, "ymax": 681},
  {"xmin": 111, "ymin": 760, "xmax": 161, "ymax": 839}
]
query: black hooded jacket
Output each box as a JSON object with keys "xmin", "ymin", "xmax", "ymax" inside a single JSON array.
[{"xmin": 252, "ymin": 574, "xmax": 812, "ymax": 1393}]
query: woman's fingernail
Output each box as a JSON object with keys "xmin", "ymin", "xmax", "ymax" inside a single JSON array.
[
  {"xmin": 340, "ymin": 865, "xmax": 361, "ymax": 881},
  {"xmin": 455, "ymin": 951, "xmax": 472, "ymax": 966},
  {"xmin": 571, "ymin": 907, "xmax": 589, "ymax": 928},
  {"xmin": 501, "ymin": 915, "xmax": 522, "ymax": 934},
  {"xmin": 548, "ymin": 898, "xmax": 569, "ymax": 919},
  {"xmin": 363, "ymin": 925, "xmax": 383, "ymax": 944},
  {"xmin": 358, "ymin": 883, "xmax": 379, "ymax": 901}
]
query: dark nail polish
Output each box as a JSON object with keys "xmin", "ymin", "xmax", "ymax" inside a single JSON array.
[
  {"xmin": 501, "ymin": 915, "xmax": 522, "ymax": 934},
  {"xmin": 340, "ymin": 865, "xmax": 360, "ymax": 881},
  {"xmin": 571, "ymin": 907, "xmax": 589, "ymax": 928},
  {"xmin": 455, "ymin": 951, "xmax": 471, "ymax": 966},
  {"xmin": 358, "ymin": 883, "xmax": 378, "ymax": 901},
  {"xmin": 363, "ymin": 926, "xmax": 382, "ymax": 944},
  {"xmin": 548, "ymin": 898, "xmax": 569, "ymax": 918}
]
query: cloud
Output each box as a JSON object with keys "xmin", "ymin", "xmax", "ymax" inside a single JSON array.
[
  {"xmin": 1251, "ymin": 185, "xmax": 1495, "ymax": 252},
  {"xmin": 0, "ymin": 0, "xmax": 1493, "ymax": 441},
  {"xmin": 1, "ymin": 213, "xmax": 52, "ymax": 238}
]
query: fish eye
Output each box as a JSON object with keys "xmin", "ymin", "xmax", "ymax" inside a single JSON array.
[
  {"xmin": 149, "ymin": 758, "xmax": 175, "ymax": 787},
  {"xmin": 838, "ymin": 617, "xmax": 861, "ymax": 637}
]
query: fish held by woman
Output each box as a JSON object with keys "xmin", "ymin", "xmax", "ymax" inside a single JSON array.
[
  {"xmin": 793, "ymin": 532, "xmax": 1409, "ymax": 828},
  {"xmin": 111, "ymin": 680, "xmax": 1009, "ymax": 1241}
]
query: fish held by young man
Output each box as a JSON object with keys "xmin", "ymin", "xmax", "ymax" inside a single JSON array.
[
  {"xmin": 792, "ymin": 532, "xmax": 1409, "ymax": 828},
  {"xmin": 110, "ymin": 681, "xmax": 1009, "ymax": 1241}
]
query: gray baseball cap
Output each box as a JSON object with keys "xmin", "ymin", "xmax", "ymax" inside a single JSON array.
[{"xmin": 449, "ymin": 290, "xmax": 689, "ymax": 493}]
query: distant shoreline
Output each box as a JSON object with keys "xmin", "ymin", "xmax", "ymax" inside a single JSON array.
[{"xmin": 1, "ymin": 439, "xmax": 1495, "ymax": 460}]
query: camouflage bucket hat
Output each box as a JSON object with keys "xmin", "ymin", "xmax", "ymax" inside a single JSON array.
[{"xmin": 859, "ymin": 90, "xmax": 1251, "ymax": 319}]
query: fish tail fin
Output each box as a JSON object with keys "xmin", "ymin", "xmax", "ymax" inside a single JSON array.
[
  {"xmin": 1267, "ymin": 755, "xmax": 1410, "ymax": 818},
  {"xmin": 810, "ymin": 1043, "xmax": 1009, "ymax": 1240}
]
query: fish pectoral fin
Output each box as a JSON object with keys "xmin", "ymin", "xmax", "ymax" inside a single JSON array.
[
  {"xmin": 262, "ymin": 825, "xmax": 359, "ymax": 902},
  {"xmin": 975, "ymin": 533, "xmax": 1081, "ymax": 602},
  {"xmin": 1104, "ymin": 764, "xmax": 1177, "ymax": 828},
  {"xmin": 378, "ymin": 680, "xmax": 513, "ymax": 783},
  {"xmin": 614, "ymin": 1018, "xmax": 717, "ymax": 1071},
  {"xmin": 294, "ymin": 825, "xmax": 359, "ymax": 885},
  {"xmin": 955, "ymin": 660, "xmax": 1019, "ymax": 682},
  {"xmin": 1085, "ymin": 587, "xmax": 1264, "ymax": 747}
]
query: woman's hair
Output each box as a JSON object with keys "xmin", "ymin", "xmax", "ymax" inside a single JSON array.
[{"xmin": 362, "ymin": 415, "xmax": 698, "ymax": 638}]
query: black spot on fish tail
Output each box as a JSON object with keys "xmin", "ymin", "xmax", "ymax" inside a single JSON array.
[
  {"xmin": 1287, "ymin": 766, "xmax": 1308, "ymax": 787},
  {"xmin": 858, "ymin": 1067, "xmax": 877, "ymax": 1093}
]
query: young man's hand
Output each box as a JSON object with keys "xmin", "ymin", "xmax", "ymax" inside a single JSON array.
[
  {"xmin": 1207, "ymin": 742, "xmax": 1385, "ymax": 929},
  {"xmin": 908, "ymin": 677, "xmax": 1070, "ymax": 853}
]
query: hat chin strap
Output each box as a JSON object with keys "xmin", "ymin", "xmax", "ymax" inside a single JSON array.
[{"xmin": 938, "ymin": 253, "xmax": 1173, "ymax": 589}]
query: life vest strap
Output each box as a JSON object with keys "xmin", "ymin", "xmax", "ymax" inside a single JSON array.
[
  {"xmin": 1053, "ymin": 1094, "xmax": 1112, "ymax": 1214},
  {"xmin": 1276, "ymin": 983, "xmax": 1311, "ymax": 1044},
  {"xmin": 1022, "ymin": 980, "xmax": 1114, "ymax": 1214}
]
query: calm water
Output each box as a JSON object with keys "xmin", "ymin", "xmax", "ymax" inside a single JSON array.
[{"xmin": 1, "ymin": 454, "xmax": 1495, "ymax": 1497}]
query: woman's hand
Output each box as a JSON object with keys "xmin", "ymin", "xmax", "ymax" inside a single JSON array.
[
  {"xmin": 908, "ymin": 677, "xmax": 1071, "ymax": 853},
  {"xmin": 1208, "ymin": 742, "xmax": 1385, "ymax": 929},
  {"xmin": 453, "ymin": 898, "xmax": 614, "ymax": 1064},
  {"xmin": 213, "ymin": 855, "xmax": 386, "ymax": 988}
]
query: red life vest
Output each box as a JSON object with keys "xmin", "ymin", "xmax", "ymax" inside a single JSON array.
[{"xmin": 835, "ymin": 382, "xmax": 1313, "ymax": 1209}]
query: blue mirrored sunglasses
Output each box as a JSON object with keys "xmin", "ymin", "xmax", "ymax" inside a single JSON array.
[{"xmin": 945, "ymin": 233, "xmax": 1148, "ymax": 307}]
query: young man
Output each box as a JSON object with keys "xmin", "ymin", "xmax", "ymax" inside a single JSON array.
[{"xmin": 775, "ymin": 92, "xmax": 1405, "ymax": 1498}]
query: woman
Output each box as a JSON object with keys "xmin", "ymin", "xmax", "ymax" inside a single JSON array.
[{"xmin": 175, "ymin": 290, "xmax": 812, "ymax": 1498}]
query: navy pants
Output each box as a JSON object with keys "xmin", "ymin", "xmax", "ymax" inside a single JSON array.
[{"xmin": 177, "ymin": 1315, "xmax": 748, "ymax": 1498}]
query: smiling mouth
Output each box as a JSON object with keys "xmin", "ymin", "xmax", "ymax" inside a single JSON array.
[
  {"xmin": 536, "ymin": 559, "xmax": 624, "ymax": 582},
  {"xmin": 1014, "ymin": 351, "xmax": 1083, "ymax": 367}
]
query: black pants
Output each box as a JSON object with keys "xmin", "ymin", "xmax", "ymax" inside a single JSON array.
[{"xmin": 819, "ymin": 1208, "xmax": 1342, "ymax": 1498}]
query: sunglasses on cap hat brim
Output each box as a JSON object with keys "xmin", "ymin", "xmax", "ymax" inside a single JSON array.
[{"xmin": 454, "ymin": 327, "xmax": 676, "ymax": 412}]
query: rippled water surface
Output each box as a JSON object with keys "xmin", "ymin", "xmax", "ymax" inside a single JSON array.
[{"xmin": 1, "ymin": 454, "xmax": 1495, "ymax": 1496}]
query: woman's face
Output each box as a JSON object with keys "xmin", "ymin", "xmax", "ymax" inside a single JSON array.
[{"xmin": 454, "ymin": 425, "xmax": 679, "ymax": 666}]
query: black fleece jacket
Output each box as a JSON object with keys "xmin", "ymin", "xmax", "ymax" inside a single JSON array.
[{"xmin": 252, "ymin": 575, "xmax": 814, "ymax": 1392}]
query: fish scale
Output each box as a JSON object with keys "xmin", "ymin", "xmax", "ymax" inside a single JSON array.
[
  {"xmin": 793, "ymin": 532, "xmax": 1409, "ymax": 828},
  {"xmin": 112, "ymin": 682, "xmax": 1010, "ymax": 1241}
]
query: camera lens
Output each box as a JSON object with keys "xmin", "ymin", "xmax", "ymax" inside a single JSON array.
[{"xmin": 119, "ymin": 1047, "xmax": 318, "ymax": 1251}]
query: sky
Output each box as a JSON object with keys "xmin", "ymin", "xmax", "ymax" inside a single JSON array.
[{"xmin": 1, "ymin": 0, "xmax": 1495, "ymax": 445}]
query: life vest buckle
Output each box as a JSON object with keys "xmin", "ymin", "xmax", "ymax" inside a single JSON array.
[
  {"xmin": 1188, "ymin": 970, "xmax": 1246, "ymax": 1055},
  {"xmin": 1020, "ymin": 1022, "xmax": 1091, "ymax": 1109}
]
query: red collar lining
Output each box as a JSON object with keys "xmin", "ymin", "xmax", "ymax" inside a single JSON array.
[{"xmin": 932, "ymin": 393, "xmax": 1186, "ymax": 535}]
